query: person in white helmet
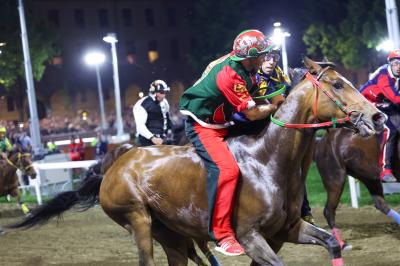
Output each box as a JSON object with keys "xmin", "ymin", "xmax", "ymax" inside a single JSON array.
[{"xmin": 133, "ymin": 80, "xmax": 172, "ymax": 146}]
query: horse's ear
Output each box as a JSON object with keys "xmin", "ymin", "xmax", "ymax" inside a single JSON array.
[{"xmin": 303, "ymin": 56, "xmax": 322, "ymax": 75}]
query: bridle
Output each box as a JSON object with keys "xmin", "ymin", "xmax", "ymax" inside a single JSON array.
[
  {"xmin": 6, "ymin": 152, "xmax": 35, "ymax": 172},
  {"xmin": 271, "ymin": 67, "xmax": 363, "ymax": 129}
]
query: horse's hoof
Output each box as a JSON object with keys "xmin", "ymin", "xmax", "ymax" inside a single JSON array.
[{"xmin": 342, "ymin": 242, "xmax": 352, "ymax": 251}]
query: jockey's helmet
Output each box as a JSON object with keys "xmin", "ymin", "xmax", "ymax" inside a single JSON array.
[
  {"xmin": 387, "ymin": 49, "xmax": 400, "ymax": 62},
  {"xmin": 149, "ymin": 80, "xmax": 170, "ymax": 93},
  {"xmin": 0, "ymin": 127, "xmax": 6, "ymax": 133},
  {"xmin": 231, "ymin": 29, "xmax": 274, "ymax": 61}
]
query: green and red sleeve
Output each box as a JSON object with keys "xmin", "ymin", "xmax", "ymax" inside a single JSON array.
[{"xmin": 216, "ymin": 66, "xmax": 255, "ymax": 112}]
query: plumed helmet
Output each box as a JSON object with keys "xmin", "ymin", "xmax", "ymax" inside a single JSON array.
[
  {"xmin": 387, "ymin": 49, "xmax": 400, "ymax": 62},
  {"xmin": 231, "ymin": 29, "xmax": 274, "ymax": 61},
  {"xmin": 149, "ymin": 80, "xmax": 170, "ymax": 93}
]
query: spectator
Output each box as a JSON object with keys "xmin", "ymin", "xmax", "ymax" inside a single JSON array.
[{"xmin": 133, "ymin": 80, "xmax": 172, "ymax": 146}]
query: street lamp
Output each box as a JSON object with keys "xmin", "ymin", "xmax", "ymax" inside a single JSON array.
[
  {"xmin": 84, "ymin": 51, "xmax": 107, "ymax": 130},
  {"xmin": 376, "ymin": 39, "xmax": 394, "ymax": 52},
  {"xmin": 103, "ymin": 32, "xmax": 125, "ymax": 138},
  {"xmin": 271, "ymin": 22, "xmax": 291, "ymax": 75}
]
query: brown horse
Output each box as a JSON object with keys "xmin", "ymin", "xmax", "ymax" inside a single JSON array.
[
  {"xmin": 0, "ymin": 148, "xmax": 37, "ymax": 214},
  {"xmin": 314, "ymin": 127, "xmax": 400, "ymax": 250},
  {"xmin": 9, "ymin": 57, "xmax": 385, "ymax": 266}
]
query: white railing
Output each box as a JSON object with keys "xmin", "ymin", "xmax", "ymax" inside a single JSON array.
[{"xmin": 19, "ymin": 160, "xmax": 97, "ymax": 205}]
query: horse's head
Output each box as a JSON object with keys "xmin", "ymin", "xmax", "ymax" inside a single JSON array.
[
  {"xmin": 301, "ymin": 56, "xmax": 385, "ymax": 137},
  {"xmin": 8, "ymin": 149, "xmax": 37, "ymax": 179}
]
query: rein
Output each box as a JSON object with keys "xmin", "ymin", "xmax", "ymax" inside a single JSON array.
[
  {"xmin": 252, "ymin": 85, "xmax": 286, "ymax": 100},
  {"xmin": 270, "ymin": 67, "xmax": 353, "ymax": 129},
  {"xmin": 6, "ymin": 152, "xmax": 34, "ymax": 172}
]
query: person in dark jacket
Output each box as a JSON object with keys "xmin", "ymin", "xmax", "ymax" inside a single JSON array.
[{"xmin": 133, "ymin": 80, "xmax": 172, "ymax": 146}]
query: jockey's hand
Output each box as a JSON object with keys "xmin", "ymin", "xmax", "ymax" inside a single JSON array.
[
  {"xmin": 242, "ymin": 104, "xmax": 277, "ymax": 121},
  {"xmin": 0, "ymin": 152, "xmax": 6, "ymax": 159},
  {"xmin": 151, "ymin": 137, "xmax": 164, "ymax": 145}
]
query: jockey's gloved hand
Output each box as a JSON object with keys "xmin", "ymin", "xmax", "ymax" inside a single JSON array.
[{"xmin": 233, "ymin": 112, "xmax": 250, "ymax": 123}]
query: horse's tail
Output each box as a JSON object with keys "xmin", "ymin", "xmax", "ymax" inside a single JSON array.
[
  {"xmin": 6, "ymin": 143, "xmax": 135, "ymax": 229},
  {"xmin": 6, "ymin": 162, "xmax": 103, "ymax": 229}
]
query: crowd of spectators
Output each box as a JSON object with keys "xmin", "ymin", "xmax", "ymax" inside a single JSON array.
[{"xmin": 0, "ymin": 105, "xmax": 185, "ymax": 149}]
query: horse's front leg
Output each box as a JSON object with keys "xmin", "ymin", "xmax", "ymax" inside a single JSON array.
[
  {"xmin": 10, "ymin": 183, "xmax": 30, "ymax": 215},
  {"xmin": 284, "ymin": 220, "xmax": 343, "ymax": 266},
  {"xmin": 239, "ymin": 229, "xmax": 283, "ymax": 266}
]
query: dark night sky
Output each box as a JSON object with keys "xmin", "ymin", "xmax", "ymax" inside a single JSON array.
[{"xmin": 248, "ymin": 0, "xmax": 308, "ymax": 67}]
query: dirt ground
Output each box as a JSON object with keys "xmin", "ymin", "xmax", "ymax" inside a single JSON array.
[{"xmin": 1, "ymin": 204, "xmax": 400, "ymax": 266}]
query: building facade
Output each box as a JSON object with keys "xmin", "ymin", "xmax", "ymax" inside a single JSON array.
[{"xmin": 1, "ymin": 0, "xmax": 195, "ymax": 121}]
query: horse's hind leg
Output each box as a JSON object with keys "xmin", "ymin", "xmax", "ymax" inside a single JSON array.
[
  {"xmin": 151, "ymin": 219, "xmax": 191, "ymax": 266},
  {"xmin": 123, "ymin": 208, "xmax": 155, "ymax": 266}
]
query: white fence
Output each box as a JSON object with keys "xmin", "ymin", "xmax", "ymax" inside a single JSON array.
[
  {"xmin": 348, "ymin": 176, "xmax": 400, "ymax": 209},
  {"xmin": 20, "ymin": 159, "xmax": 97, "ymax": 205}
]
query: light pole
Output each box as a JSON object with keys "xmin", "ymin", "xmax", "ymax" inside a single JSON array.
[
  {"xmin": 84, "ymin": 51, "xmax": 107, "ymax": 130},
  {"xmin": 385, "ymin": 0, "xmax": 400, "ymax": 49},
  {"xmin": 103, "ymin": 33, "xmax": 124, "ymax": 138},
  {"xmin": 18, "ymin": 0, "xmax": 43, "ymax": 156},
  {"xmin": 271, "ymin": 22, "xmax": 291, "ymax": 75}
]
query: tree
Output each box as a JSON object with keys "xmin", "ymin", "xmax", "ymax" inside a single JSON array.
[
  {"xmin": 302, "ymin": 0, "xmax": 386, "ymax": 71},
  {"xmin": 185, "ymin": 0, "xmax": 250, "ymax": 74},
  {"xmin": 0, "ymin": 0, "xmax": 58, "ymax": 119}
]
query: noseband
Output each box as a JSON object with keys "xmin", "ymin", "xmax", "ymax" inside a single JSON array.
[{"xmin": 271, "ymin": 67, "xmax": 361, "ymax": 129}]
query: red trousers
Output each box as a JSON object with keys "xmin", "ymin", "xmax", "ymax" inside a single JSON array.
[{"xmin": 185, "ymin": 120, "xmax": 240, "ymax": 241}]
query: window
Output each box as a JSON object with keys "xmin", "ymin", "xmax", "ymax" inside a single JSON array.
[
  {"xmin": 167, "ymin": 8, "xmax": 176, "ymax": 27},
  {"xmin": 98, "ymin": 9, "xmax": 109, "ymax": 28},
  {"xmin": 74, "ymin": 9, "xmax": 85, "ymax": 28},
  {"xmin": 126, "ymin": 40, "xmax": 136, "ymax": 64},
  {"xmin": 145, "ymin": 8, "xmax": 155, "ymax": 27},
  {"xmin": 126, "ymin": 40, "xmax": 136, "ymax": 54},
  {"xmin": 170, "ymin": 38, "xmax": 180, "ymax": 60},
  {"xmin": 122, "ymin": 9, "xmax": 132, "ymax": 27},
  {"xmin": 148, "ymin": 40, "xmax": 158, "ymax": 62},
  {"xmin": 6, "ymin": 96, "xmax": 14, "ymax": 112},
  {"xmin": 48, "ymin": 9, "xmax": 60, "ymax": 28}
]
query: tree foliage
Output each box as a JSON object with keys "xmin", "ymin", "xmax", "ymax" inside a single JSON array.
[
  {"xmin": 302, "ymin": 0, "xmax": 387, "ymax": 70},
  {"xmin": 0, "ymin": 0, "xmax": 58, "ymax": 90},
  {"xmin": 185, "ymin": 0, "xmax": 250, "ymax": 74}
]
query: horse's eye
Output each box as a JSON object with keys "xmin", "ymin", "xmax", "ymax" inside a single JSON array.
[{"xmin": 333, "ymin": 82, "xmax": 343, "ymax": 90}]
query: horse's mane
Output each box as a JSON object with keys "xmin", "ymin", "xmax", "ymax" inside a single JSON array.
[{"xmin": 289, "ymin": 67, "xmax": 308, "ymax": 88}]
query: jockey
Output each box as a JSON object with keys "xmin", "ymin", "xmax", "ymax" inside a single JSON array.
[
  {"xmin": 180, "ymin": 29, "xmax": 277, "ymax": 256},
  {"xmin": 255, "ymin": 48, "xmax": 316, "ymax": 225},
  {"xmin": 133, "ymin": 80, "xmax": 172, "ymax": 146},
  {"xmin": 359, "ymin": 49, "xmax": 400, "ymax": 183},
  {"xmin": 0, "ymin": 126, "xmax": 12, "ymax": 159}
]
